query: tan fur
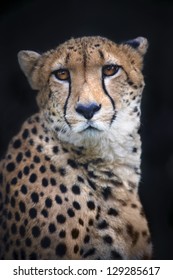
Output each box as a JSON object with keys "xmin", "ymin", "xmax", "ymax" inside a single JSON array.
[{"xmin": 0, "ymin": 36, "xmax": 152, "ymax": 259}]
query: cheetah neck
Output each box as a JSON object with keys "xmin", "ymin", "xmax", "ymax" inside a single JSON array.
[{"xmin": 41, "ymin": 110, "xmax": 141, "ymax": 191}]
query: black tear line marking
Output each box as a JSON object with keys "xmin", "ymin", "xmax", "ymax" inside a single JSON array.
[
  {"xmin": 102, "ymin": 77, "xmax": 116, "ymax": 125},
  {"xmin": 63, "ymin": 80, "xmax": 72, "ymax": 128}
]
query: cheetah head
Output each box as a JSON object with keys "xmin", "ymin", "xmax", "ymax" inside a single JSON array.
[{"xmin": 18, "ymin": 36, "xmax": 148, "ymax": 148}]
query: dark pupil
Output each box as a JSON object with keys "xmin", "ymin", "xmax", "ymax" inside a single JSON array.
[
  {"xmin": 59, "ymin": 70, "xmax": 67, "ymax": 76},
  {"xmin": 107, "ymin": 66, "xmax": 114, "ymax": 71}
]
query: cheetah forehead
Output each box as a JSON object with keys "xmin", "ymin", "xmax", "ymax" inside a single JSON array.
[
  {"xmin": 18, "ymin": 35, "xmax": 148, "ymax": 90},
  {"xmin": 48, "ymin": 36, "xmax": 147, "ymax": 68}
]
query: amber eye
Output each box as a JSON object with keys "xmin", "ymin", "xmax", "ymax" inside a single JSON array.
[
  {"xmin": 52, "ymin": 69, "xmax": 70, "ymax": 81},
  {"xmin": 102, "ymin": 64, "xmax": 120, "ymax": 77}
]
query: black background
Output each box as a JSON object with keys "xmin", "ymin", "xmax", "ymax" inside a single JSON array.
[{"xmin": 0, "ymin": 0, "xmax": 173, "ymax": 259}]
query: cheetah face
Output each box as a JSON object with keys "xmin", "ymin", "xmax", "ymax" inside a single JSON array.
[{"xmin": 18, "ymin": 36, "xmax": 148, "ymax": 146}]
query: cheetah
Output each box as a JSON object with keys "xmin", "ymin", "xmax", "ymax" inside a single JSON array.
[{"xmin": 0, "ymin": 36, "xmax": 152, "ymax": 260}]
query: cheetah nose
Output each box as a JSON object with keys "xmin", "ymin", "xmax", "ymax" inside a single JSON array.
[{"xmin": 75, "ymin": 102, "xmax": 101, "ymax": 120}]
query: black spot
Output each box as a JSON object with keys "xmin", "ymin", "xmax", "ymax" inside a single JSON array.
[
  {"xmin": 45, "ymin": 136, "xmax": 49, "ymax": 142},
  {"xmin": 73, "ymin": 201, "xmax": 81, "ymax": 210},
  {"xmin": 42, "ymin": 178, "xmax": 49, "ymax": 187},
  {"xmin": 87, "ymin": 200, "xmax": 95, "ymax": 210},
  {"xmin": 126, "ymin": 224, "xmax": 139, "ymax": 246},
  {"xmin": 41, "ymin": 236, "xmax": 51, "ymax": 248},
  {"xmin": 22, "ymin": 129, "xmax": 29, "ymax": 139},
  {"xmin": 25, "ymin": 150, "xmax": 31, "ymax": 158},
  {"xmin": 31, "ymin": 192, "xmax": 39, "ymax": 203},
  {"xmin": 45, "ymin": 155, "xmax": 50, "ymax": 161},
  {"xmin": 74, "ymin": 244, "xmax": 79, "ymax": 254},
  {"xmin": 23, "ymin": 166, "xmax": 30, "ymax": 175},
  {"xmin": 56, "ymin": 243, "xmax": 67, "ymax": 257},
  {"xmin": 29, "ymin": 173, "xmax": 37, "ymax": 183},
  {"xmin": 67, "ymin": 159, "xmax": 78, "ymax": 169},
  {"xmin": 11, "ymin": 177, "xmax": 17, "ymax": 185},
  {"xmin": 35, "ymin": 116, "xmax": 40, "ymax": 122},
  {"xmin": 108, "ymin": 208, "xmax": 118, "ymax": 216},
  {"xmin": 98, "ymin": 49, "xmax": 104, "ymax": 59},
  {"xmin": 29, "ymin": 208, "xmax": 37, "ymax": 219},
  {"xmin": 84, "ymin": 235, "xmax": 90, "ymax": 243},
  {"xmin": 6, "ymin": 162, "xmax": 15, "ymax": 172},
  {"xmin": 50, "ymin": 178, "xmax": 56, "ymax": 186},
  {"xmin": 83, "ymin": 248, "xmax": 96, "ymax": 258},
  {"xmin": 49, "ymin": 223, "xmax": 56, "ymax": 233},
  {"xmin": 25, "ymin": 238, "xmax": 32, "ymax": 247},
  {"xmin": 29, "ymin": 252, "xmax": 38, "ymax": 260},
  {"xmin": 77, "ymin": 176, "xmax": 84, "ymax": 183},
  {"xmin": 103, "ymin": 235, "xmax": 113, "ymax": 244},
  {"xmin": 55, "ymin": 195, "xmax": 62, "ymax": 204},
  {"xmin": 59, "ymin": 230, "xmax": 66, "ymax": 238},
  {"xmin": 8, "ymin": 211, "xmax": 12, "ymax": 220},
  {"xmin": 18, "ymin": 171, "xmax": 23, "ymax": 179},
  {"xmin": 37, "ymin": 145, "xmax": 43, "ymax": 152},
  {"xmin": 16, "ymin": 239, "xmax": 20, "ymax": 247},
  {"xmin": 45, "ymin": 198, "xmax": 52, "ymax": 208},
  {"xmin": 50, "ymin": 164, "xmax": 56, "ymax": 173},
  {"xmin": 13, "ymin": 139, "xmax": 21, "ymax": 149},
  {"xmin": 111, "ymin": 250, "xmax": 123, "ymax": 259},
  {"xmin": 133, "ymin": 106, "xmax": 138, "ymax": 113},
  {"xmin": 41, "ymin": 209, "xmax": 48, "ymax": 218},
  {"xmin": 32, "ymin": 226, "xmax": 41, "ymax": 237},
  {"xmin": 10, "ymin": 197, "xmax": 16, "ymax": 208},
  {"xmin": 59, "ymin": 167, "xmax": 66, "ymax": 176},
  {"xmin": 33, "ymin": 155, "xmax": 40, "ymax": 163},
  {"xmin": 72, "ymin": 184, "xmax": 80, "ymax": 195},
  {"xmin": 98, "ymin": 220, "xmax": 108, "ymax": 229},
  {"xmin": 126, "ymin": 224, "xmax": 134, "ymax": 237},
  {"xmin": 39, "ymin": 165, "xmax": 46, "ymax": 173},
  {"xmin": 67, "ymin": 208, "xmax": 75, "ymax": 217},
  {"xmin": 13, "ymin": 250, "xmax": 19, "ymax": 260},
  {"xmin": 6, "ymin": 183, "xmax": 10, "ymax": 193},
  {"xmin": 87, "ymin": 179, "xmax": 96, "ymax": 190},
  {"xmin": 20, "ymin": 185, "xmax": 27, "ymax": 195},
  {"xmin": 88, "ymin": 171, "xmax": 97, "ymax": 179},
  {"xmin": 131, "ymin": 203, "xmax": 137, "ymax": 208},
  {"xmin": 79, "ymin": 218, "xmax": 84, "ymax": 226},
  {"xmin": 52, "ymin": 146, "xmax": 59, "ymax": 154},
  {"xmin": 132, "ymin": 231, "xmax": 139, "ymax": 246},
  {"xmin": 15, "ymin": 212, "xmax": 20, "ymax": 221},
  {"xmin": 71, "ymin": 228, "xmax": 79, "ymax": 239},
  {"xmin": 57, "ymin": 214, "xmax": 66, "ymax": 224},
  {"xmin": 60, "ymin": 184, "xmax": 67, "ymax": 193},
  {"xmin": 20, "ymin": 249, "xmax": 26, "ymax": 260},
  {"xmin": 19, "ymin": 225, "xmax": 26, "ymax": 237},
  {"xmin": 16, "ymin": 152, "xmax": 23, "ymax": 163},
  {"xmin": 11, "ymin": 223, "xmax": 17, "ymax": 234},
  {"xmin": 31, "ymin": 126, "xmax": 37, "ymax": 134},
  {"xmin": 80, "ymin": 248, "xmax": 84, "ymax": 256},
  {"xmin": 14, "ymin": 191, "xmax": 18, "ymax": 196},
  {"xmin": 88, "ymin": 219, "xmax": 94, "ymax": 226},
  {"xmin": 19, "ymin": 201, "xmax": 26, "ymax": 212},
  {"xmin": 102, "ymin": 186, "xmax": 112, "ymax": 200}
]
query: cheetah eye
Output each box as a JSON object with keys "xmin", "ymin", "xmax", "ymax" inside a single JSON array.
[
  {"xmin": 102, "ymin": 64, "xmax": 120, "ymax": 77},
  {"xmin": 52, "ymin": 69, "xmax": 70, "ymax": 81}
]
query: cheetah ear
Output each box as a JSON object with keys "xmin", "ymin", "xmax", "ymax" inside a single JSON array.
[
  {"xmin": 18, "ymin": 50, "xmax": 41, "ymax": 90},
  {"xmin": 124, "ymin": 37, "xmax": 148, "ymax": 55}
]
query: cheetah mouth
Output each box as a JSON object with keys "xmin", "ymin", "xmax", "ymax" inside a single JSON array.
[{"xmin": 80, "ymin": 121, "xmax": 103, "ymax": 133}]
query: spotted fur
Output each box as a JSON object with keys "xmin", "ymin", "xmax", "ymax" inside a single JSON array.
[{"xmin": 0, "ymin": 36, "xmax": 152, "ymax": 259}]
